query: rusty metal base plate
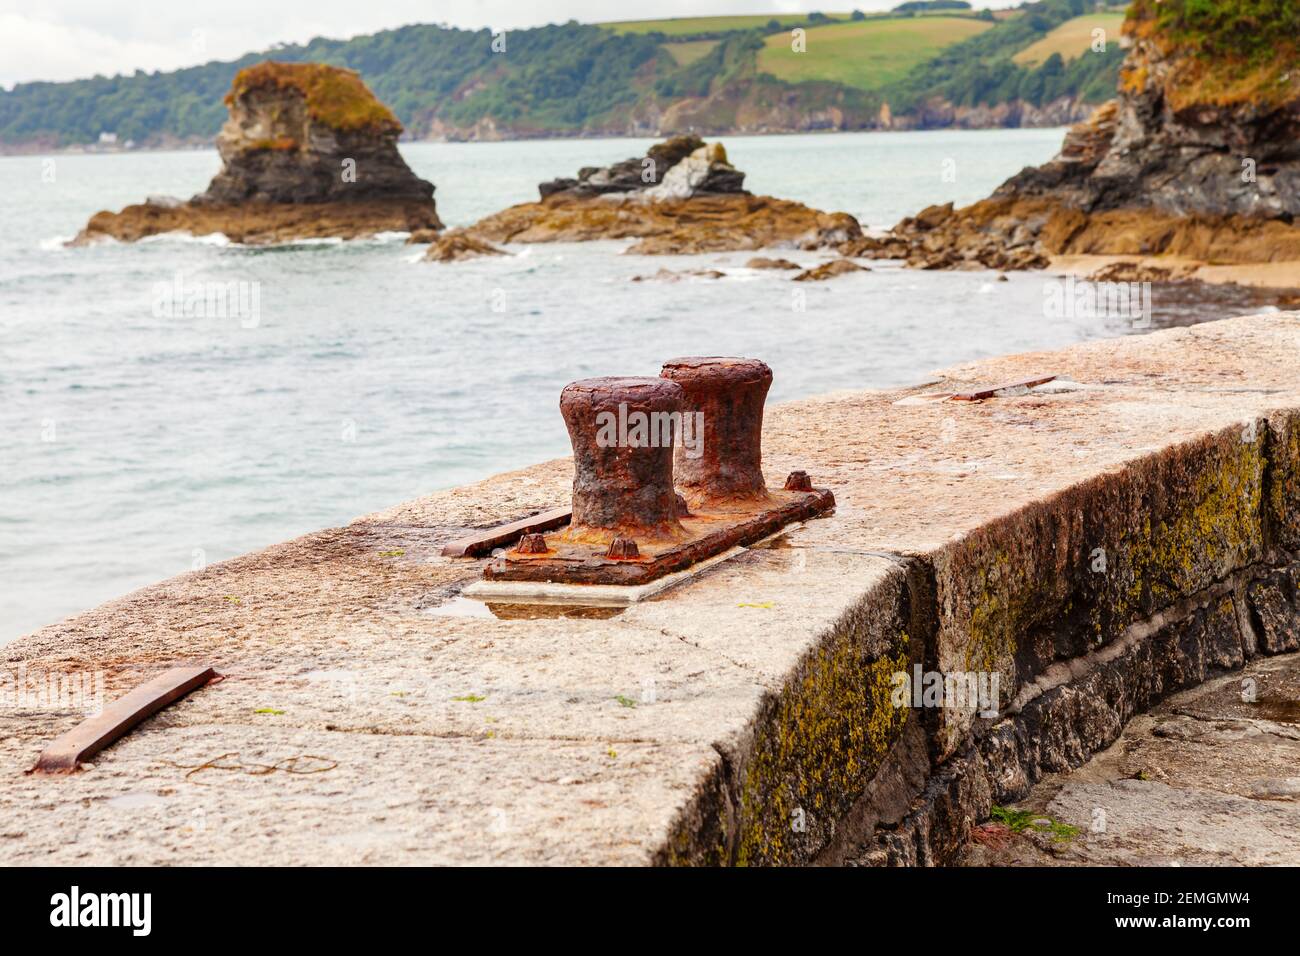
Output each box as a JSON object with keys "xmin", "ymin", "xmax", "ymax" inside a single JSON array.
[
  {"xmin": 464, "ymin": 542, "xmax": 753, "ymax": 607},
  {"xmin": 481, "ymin": 487, "xmax": 833, "ymax": 587}
]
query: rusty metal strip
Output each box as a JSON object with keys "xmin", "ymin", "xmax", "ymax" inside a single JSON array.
[
  {"xmin": 440, "ymin": 506, "xmax": 572, "ymax": 558},
  {"xmin": 949, "ymin": 374, "xmax": 1056, "ymax": 402},
  {"xmin": 30, "ymin": 666, "xmax": 219, "ymax": 774}
]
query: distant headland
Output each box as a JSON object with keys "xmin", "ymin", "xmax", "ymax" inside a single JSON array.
[{"xmin": 0, "ymin": 1, "xmax": 1125, "ymax": 153}]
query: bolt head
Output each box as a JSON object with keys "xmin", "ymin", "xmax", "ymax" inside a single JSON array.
[
  {"xmin": 784, "ymin": 470, "xmax": 814, "ymax": 492},
  {"xmin": 516, "ymin": 533, "xmax": 549, "ymax": 554},
  {"xmin": 606, "ymin": 537, "xmax": 640, "ymax": 560}
]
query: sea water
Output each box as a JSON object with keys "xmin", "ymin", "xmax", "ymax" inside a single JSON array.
[{"xmin": 0, "ymin": 129, "xmax": 1282, "ymax": 641}]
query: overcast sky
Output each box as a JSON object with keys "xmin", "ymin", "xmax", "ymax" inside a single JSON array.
[{"xmin": 0, "ymin": 1, "xmax": 1000, "ymax": 88}]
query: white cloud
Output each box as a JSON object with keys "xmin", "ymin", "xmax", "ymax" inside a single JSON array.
[{"xmin": 0, "ymin": 13, "xmax": 196, "ymax": 86}]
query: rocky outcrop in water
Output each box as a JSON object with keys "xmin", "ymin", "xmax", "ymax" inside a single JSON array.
[
  {"xmin": 537, "ymin": 135, "xmax": 747, "ymax": 200},
  {"xmin": 861, "ymin": 3, "xmax": 1300, "ymax": 282},
  {"xmin": 793, "ymin": 259, "xmax": 869, "ymax": 282},
  {"xmin": 420, "ymin": 135, "xmax": 860, "ymax": 259},
  {"xmin": 422, "ymin": 231, "xmax": 510, "ymax": 262},
  {"xmin": 72, "ymin": 62, "xmax": 442, "ymax": 245}
]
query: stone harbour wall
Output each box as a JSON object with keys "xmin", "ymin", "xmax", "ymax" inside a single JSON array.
[{"xmin": 2, "ymin": 314, "xmax": 1298, "ymax": 866}]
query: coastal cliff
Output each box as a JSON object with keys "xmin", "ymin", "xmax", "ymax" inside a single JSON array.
[
  {"xmin": 72, "ymin": 62, "xmax": 442, "ymax": 245},
  {"xmin": 863, "ymin": 1, "xmax": 1300, "ymax": 283},
  {"xmin": 425, "ymin": 92, "xmax": 1097, "ymax": 142}
]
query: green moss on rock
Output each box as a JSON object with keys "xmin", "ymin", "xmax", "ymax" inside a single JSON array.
[
  {"xmin": 1266, "ymin": 411, "xmax": 1300, "ymax": 551},
  {"xmin": 226, "ymin": 61, "xmax": 402, "ymax": 134},
  {"xmin": 1121, "ymin": 431, "xmax": 1265, "ymax": 612},
  {"xmin": 735, "ymin": 631, "xmax": 910, "ymax": 866}
]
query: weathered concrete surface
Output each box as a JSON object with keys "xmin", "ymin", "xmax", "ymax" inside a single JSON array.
[
  {"xmin": 959, "ymin": 651, "xmax": 1300, "ymax": 866},
  {"xmin": 3, "ymin": 313, "xmax": 1300, "ymax": 865}
]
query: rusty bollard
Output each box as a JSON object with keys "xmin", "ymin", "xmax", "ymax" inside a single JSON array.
[
  {"xmin": 558, "ymin": 377, "xmax": 688, "ymax": 546},
  {"xmin": 660, "ymin": 357, "xmax": 772, "ymax": 510}
]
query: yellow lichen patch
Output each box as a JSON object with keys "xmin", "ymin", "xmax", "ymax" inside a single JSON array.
[
  {"xmin": 226, "ymin": 61, "xmax": 402, "ymax": 134},
  {"xmin": 1164, "ymin": 50, "xmax": 1300, "ymax": 112},
  {"xmin": 735, "ymin": 633, "xmax": 911, "ymax": 866},
  {"xmin": 1267, "ymin": 414, "xmax": 1300, "ymax": 547},
  {"xmin": 1119, "ymin": 63, "xmax": 1149, "ymax": 95},
  {"xmin": 963, "ymin": 541, "xmax": 1057, "ymax": 679},
  {"xmin": 1123, "ymin": 437, "xmax": 1264, "ymax": 612}
]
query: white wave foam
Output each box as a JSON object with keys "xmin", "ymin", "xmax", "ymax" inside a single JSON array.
[{"xmin": 138, "ymin": 230, "xmax": 231, "ymax": 246}]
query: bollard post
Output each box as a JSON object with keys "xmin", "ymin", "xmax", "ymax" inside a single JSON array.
[
  {"xmin": 558, "ymin": 376, "xmax": 688, "ymax": 546},
  {"xmin": 660, "ymin": 356, "xmax": 772, "ymax": 510}
]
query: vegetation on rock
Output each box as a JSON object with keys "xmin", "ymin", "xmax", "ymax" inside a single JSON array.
[
  {"xmin": 863, "ymin": 0, "xmax": 1300, "ymax": 277},
  {"xmin": 226, "ymin": 62, "xmax": 402, "ymax": 133},
  {"xmin": 1126, "ymin": 0, "xmax": 1300, "ymax": 108}
]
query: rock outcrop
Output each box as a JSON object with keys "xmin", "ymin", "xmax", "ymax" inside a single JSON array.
[
  {"xmin": 72, "ymin": 62, "xmax": 442, "ymax": 245},
  {"xmin": 862, "ymin": 2, "xmax": 1300, "ymax": 282},
  {"xmin": 536, "ymin": 135, "xmax": 747, "ymax": 200},
  {"xmin": 422, "ymin": 231, "xmax": 510, "ymax": 263},
  {"xmin": 746, "ymin": 257, "xmax": 800, "ymax": 270},
  {"xmin": 793, "ymin": 259, "xmax": 869, "ymax": 282},
  {"xmin": 419, "ymin": 135, "xmax": 860, "ymax": 259}
]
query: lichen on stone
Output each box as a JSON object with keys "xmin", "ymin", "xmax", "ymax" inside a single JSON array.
[
  {"xmin": 734, "ymin": 626, "xmax": 911, "ymax": 866},
  {"xmin": 1120, "ymin": 433, "xmax": 1265, "ymax": 613},
  {"xmin": 225, "ymin": 61, "xmax": 402, "ymax": 134}
]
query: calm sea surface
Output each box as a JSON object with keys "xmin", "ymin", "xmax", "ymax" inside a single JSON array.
[{"xmin": 0, "ymin": 130, "xmax": 1283, "ymax": 642}]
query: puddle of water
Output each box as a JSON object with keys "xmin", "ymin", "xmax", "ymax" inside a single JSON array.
[
  {"xmin": 429, "ymin": 596, "xmax": 624, "ymax": 620},
  {"xmin": 486, "ymin": 603, "xmax": 624, "ymax": 620},
  {"xmin": 428, "ymin": 597, "xmax": 498, "ymax": 619}
]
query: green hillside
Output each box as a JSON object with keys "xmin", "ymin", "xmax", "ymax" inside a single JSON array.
[
  {"xmin": 884, "ymin": 0, "xmax": 1125, "ymax": 111},
  {"xmin": 0, "ymin": 0, "xmax": 1129, "ymax": 149},
  {"xmin": 664, "ymin": 40, "xmax": 720, "ymax": 66},
  {"xmin": 757, "ymin": 16, "xmax": 993, "ymax": 90},
  {"xmin": 604, "ymin": 14, "xmax": 849, "ymax": 36},
  {"xmin": 1013, "ymin": 12, "xmax": 1126, "ymax": 65}
]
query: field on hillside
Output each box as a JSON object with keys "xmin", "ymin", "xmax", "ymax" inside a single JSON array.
[
  {"xmin": 757, "ymin": 17, "xmax": 993, "ymax": 91},
  {"xmin": 664, "ymin": 39, "xmax": 720, "ymax": 66},
  {"xmin": 603, "ymin": 14, "xmax": 849, "ymax": 36},
  {"xmin": 1012, "ymin": 12, "xmax": 1126, "ymax": 65}
]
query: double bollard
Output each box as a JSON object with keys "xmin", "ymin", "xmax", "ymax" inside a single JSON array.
[{"xmin": 555, "ymin": 357, "xmax": 774, "ymax": 557}]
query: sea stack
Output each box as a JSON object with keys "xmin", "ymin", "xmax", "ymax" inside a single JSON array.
[
  {"xmin": 859, "ymin": 0, "xmax": 1300, "ymax": 281},
  {"xmin": 425, "ymin": 134, "xmax": 861, "ymax": 260},
  {"xmin": 72, "ymin": 62, "xmax": 442, "ymax": 245}
]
